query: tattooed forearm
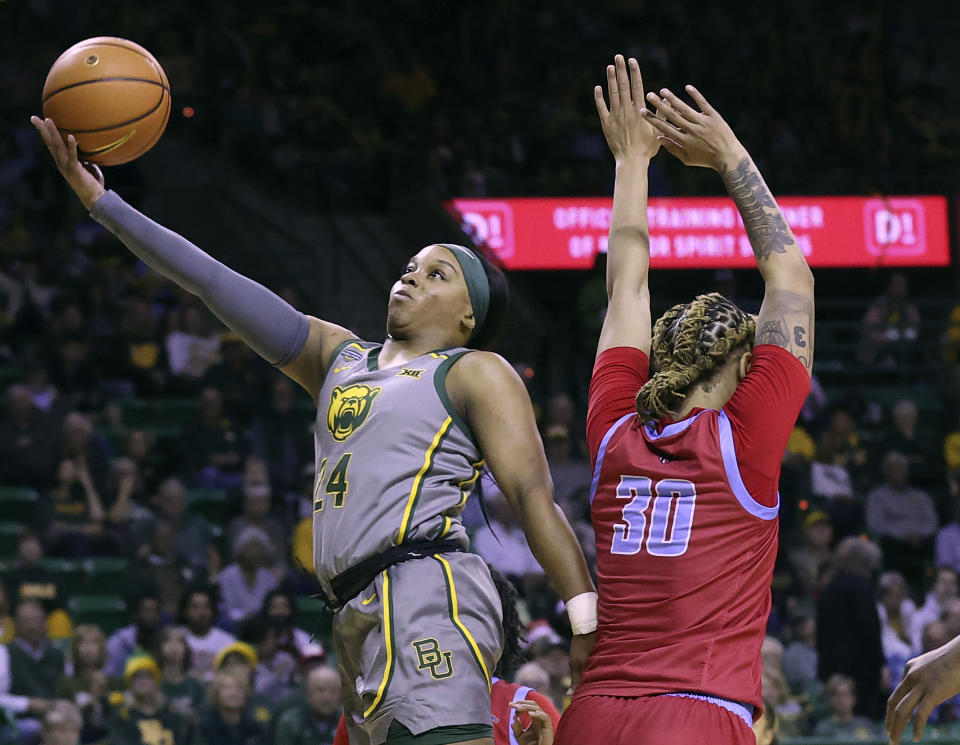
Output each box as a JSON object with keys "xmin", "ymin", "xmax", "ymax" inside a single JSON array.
[
  {"xmin": 755, "ymin": 289, "xmax": 815, "ymax": 370},
  {"xmin": 720, "ymin": 157, "xmax": 795, "ymax": 263}
]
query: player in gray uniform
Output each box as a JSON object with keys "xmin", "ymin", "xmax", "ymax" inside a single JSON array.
[{"xmin": 34, "ymin": 116, "xmax": 597, "ymax": 745}]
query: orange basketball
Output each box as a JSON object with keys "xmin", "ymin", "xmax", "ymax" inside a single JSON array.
[{"xmin": 42, "ymin": 37, "xmax": 171, "ymax": 166}]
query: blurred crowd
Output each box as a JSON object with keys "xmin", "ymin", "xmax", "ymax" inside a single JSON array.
[{"xmin": 1, "ymin": 1, "xmax": 959, "ymax": 744}]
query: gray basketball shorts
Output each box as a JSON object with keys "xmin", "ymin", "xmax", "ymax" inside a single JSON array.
[{"xmin": 333, "ymin": 551, "xmax": 504, "ymax": 745}]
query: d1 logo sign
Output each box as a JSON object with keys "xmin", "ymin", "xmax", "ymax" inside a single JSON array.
[
  {"xmin": 864, "ymin": 199, "xmax": 927, "ymax": 256},
  {"xmin": 456, "ymin": 200, "xmax": 514, "ymax": 260}
]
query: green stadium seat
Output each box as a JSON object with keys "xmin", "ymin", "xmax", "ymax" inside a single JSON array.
[
  {"xmin": 37, "ymin": 557, "xmax": 83, "ymax": 595},
  {"xmin": 116, "ymin": 398, "xmax": 150, "ymax": 427},
  {"xmin": 95, "ymin": 426, "xmax": 129, "ymax": 453},
  {"xmin": 67, "ymin": 595, "xmax": 129, "ymax": 634},
  {"xmin": 148, "ymin": 398, "xmax": 198, "ymax": 427},
  {"xmin": 0, "ymin": 364, "xmax": 24, "ymax": 391},
  {"xmin": 294, "ymin": 595, "xmax": 332, "ymax": 641},
  {"xmin": 0, "ymin": 522, "xmax": 22, "ymax": 559},
  {"xmin": 79, "ymin": 557, "xmax": 129, "ymax": 594},
  {"xmin": 186, "ymin": 488, "xmax": 228, "ymax": 522},
  {"xmin": 0, "ymin": 486, "xmax": 39, "ymax": 525}
]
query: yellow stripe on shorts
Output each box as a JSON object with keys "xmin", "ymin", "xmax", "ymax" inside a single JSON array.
[
  {"xmin": 434, "ymin": 555, "xmax": 491, "ymax": 691},
  {"xmin": 362, "ymin": 569, "xmax": 395, "ymax": 717}
]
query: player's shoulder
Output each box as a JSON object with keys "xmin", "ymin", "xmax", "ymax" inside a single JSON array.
[{"xmin": 446, "ymin": 350, "xmax": 517, "ymax": 387}]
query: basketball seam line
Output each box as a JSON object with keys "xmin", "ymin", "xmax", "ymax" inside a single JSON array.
[
  {"xmin": 43, "ymin": 77, "xmax": 170, "ymax": 105},
  {"xmin": 57, "ymin": 88, "xmax": 169, "ymax": 136}
]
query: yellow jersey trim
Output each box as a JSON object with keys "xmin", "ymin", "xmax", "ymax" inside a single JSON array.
[{"xmin": 398, "ymin": 417, "xmax": 453, "ymax": 543}]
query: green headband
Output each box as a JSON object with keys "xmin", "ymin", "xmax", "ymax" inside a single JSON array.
[{"xmin": 438, "ymin": 243, "xmax": 490, "ymax": 342}]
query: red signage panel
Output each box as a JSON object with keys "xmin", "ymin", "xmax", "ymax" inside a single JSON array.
[{"xmin": 446, "ymin": 196, "xmax": 950, "ymax": 270}]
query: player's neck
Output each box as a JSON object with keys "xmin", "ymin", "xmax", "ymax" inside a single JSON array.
[
  {"xmin": 380, "ymin": 334, "xmax": 462, "ymax": 368},
  {"xmin": 675, "ymin": 377, "xmax": 739, "ymax": 418}
]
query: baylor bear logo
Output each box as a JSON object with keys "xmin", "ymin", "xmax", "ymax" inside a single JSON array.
[
  {"xmin": 327, "ymin": 384, "xmax": 381, "ymax": 441},
  {"xmin": 412, "ymin": 638, "xmax": 454, "ymax": 679}
]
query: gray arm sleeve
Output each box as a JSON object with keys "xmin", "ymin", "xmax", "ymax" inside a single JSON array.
[{"xmin": 90, "ymin": 190, "xmax": 309, "ymax": 367}]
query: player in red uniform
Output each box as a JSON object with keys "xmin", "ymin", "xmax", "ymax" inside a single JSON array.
[{"xmin": 555, "ymin": 56, "xmax": 814, "ymax": 745}]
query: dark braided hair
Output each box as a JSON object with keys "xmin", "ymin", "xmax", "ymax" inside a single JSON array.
[
  {"xmin": 488, "ymin": 564, "xmax": 525, "ymax": 677},
  {"xmin": 636, "ymin": 292, "xmax": 755, "ymax": 423}
]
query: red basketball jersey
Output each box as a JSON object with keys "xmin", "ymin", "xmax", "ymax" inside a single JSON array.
[{"xmin": 576, "ymin": 406, "xmax": 779, "ymax": 712}]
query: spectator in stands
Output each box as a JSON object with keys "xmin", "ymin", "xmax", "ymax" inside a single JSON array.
[
  {"xmin": 42, "ymin": 456, "xmax": 118, "ymax": 557},
  {"xmin": 876, "ymin": 572, "xmax": 915, "ymax": 690},
  {"xmin": 201, "ymin": 334, "xmax": 268, "ymax": 425},
  {"xmin": 812, "ymin": 674, "xmax": 881, "ymax": 738},
  {"xmin": 195, "ymin": 668, "xmax": 268, "ymax": 745},
  {"xmin": 523, "ymin": 622, "xmax": 569, "ymax": 710},
  {"xmin": 788, "ymin": 510, "xmax": 834, "ymax": 599},
  {"xmin": 219, "ymin": 526, "xmax": 279, "ymax": 626},
  {"xmin": 0, "ymin": 584, "xmax": 12, "ymax": 644},
  {"xmin": 0, "ymin": 384, "xmax": 57, "ymax": 490},
  {"xmin": 865, "ymin": 451, "xmax": 938, "ymax": 588},
  {"xmin": 48, "ymin": 334, "xmax": 99, "ymax": 413},
  {"xmin": 106, "ymin": 296, "xmax": 168, "ymax": 397},
  {"xmin": 123, "ymin": 429, "xmax": 161, "ymax": 500},
  {"xmin": 910, "ymin": 566, "xmax": 959, "ymax": 652},
  {"xmin": 54, "ymin": 624, "xmax": 118, "ymax": 744},
  {"xmin": 58, "ymin": 411, "xmax": 110, "ymax": 495},
  {"xmin": 248, "ymin": 377, "xmax": 307, "ymax": 496},
  {"xmin": 22, "ymin": 359, "xmax": 67, "ymax": 421},
  {"xmin": 262, "ymin": 589, "xmax": 313, "ymax": 659},
  {"xmin": 105, "ymin": 593, "xmax": 163, "ymax": 678},
  {"xmin": 104, "ymin": 456, "xmax": 139, "ymax": 532},
  {"xmin": 165, "ymin": 302, "xmax": 221, "ymax": 392},
  {"xmin": 858, "ymin": 272, "xmax": 921, "ymax": 366},
  {"xmin": 183, "ymin": 386, "xmax": 246, "ymax": 489},
  {"xmin": 158, "ymin": 626, "xmax": 206, "ymax": 724},
  {"xmin": 817, "ymin": 536, "xmax": 885, "ymax": 720},
  {"xmin": 234, "ymin": 614, "xmax": 297, "ymax": 703},
  {"xmin": 5, "ymin": 530, "xmax": 71, "ymax": 639},
  {"xmin": 107, "ymin": 655, "xmax": 191, "ymax": 745},
  {"xmin": 137, "ymin": 477, "xmax": 217, "ymax": 575},
  {"xmin": 543, "ymin": 422, "xmax": 591, "ymax": 512},
  {"xmin": 226, "ymin": 458, "xmax": 286, "ymax": 577},
  {"xmin": 211, "ymin": 640, "xmax": 275, "ymax": 725},
  {"xmin": 179, "ymin": 587, "xmax": 234, "ymax": 681},
  {"xmin": 130, "ymin": 519, "xmax": 206, "ymax": 616},
  {"xmin": 273, "ymin": 664, "xmax": 342, "ymax": 745},
  {"xmin": 937, "ymin": 495, "xmax": 960, "ymax": 575},
  {"xmin": 782, "ymin": 612, "xmax": 818, "ymax": 694},
  {"xmin": 0, "ymin": 599, "xmax": 64, "ymax": 741},
  {"xmin": 39, "ymin": 700, "xmax": 82, "ymax": 745},
  {"xmin": 752, "ymin": 697, "xmax": 779, "ymax": 745},
  {"xmin": 814, "ymin": 405, "xmax": 869, "ymax": 537},
  {"xmin": 876, "ymin": 399, "xmax": 937, "ymax": 489}
]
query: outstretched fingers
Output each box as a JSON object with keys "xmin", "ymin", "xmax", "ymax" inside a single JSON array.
[
  {"xmin": 606, "ymin": 64, "xmax": 620, "ymax": 111},
  {"xmin": 614, "ymin": 54, "xmax": 630, "ymax": 105},
  {"xmin": 887, "ymin": 684, "xmax": 925, "ymax": 744},
  {"xmin": 628, "ymin": 57, "xmax": 644, "ymax": 108},
  {"xmin": 644, "ymin": 91, "xmax": 689, "ymax": 130},
  {"xmin": 594, "ymin": 84, "xmax": 609, "ymax": 120},
  {"xmin": 685, "ymin": 84, "xmax": 716, "ymax": 114},
  {"xmin": 659, "ymin": 88, "xmax": 701, "ymax": 122}
]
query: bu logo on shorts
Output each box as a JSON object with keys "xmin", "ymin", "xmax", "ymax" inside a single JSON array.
[
  {"xmin": 412, "ymin": 638, "xmax": 454, "ymax": 679},
  {"xmin": 327, "ymin": 384, "xmax": 381, "ymax": 441}
]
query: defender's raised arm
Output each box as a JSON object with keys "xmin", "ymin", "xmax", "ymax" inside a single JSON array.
[
  {"xmin": 642, "ymin": 86, "xmax": 815, "ymax": 374},
  {"xmin": 594, "ymin": 56, "xmax": 660, "ymax": 357}
]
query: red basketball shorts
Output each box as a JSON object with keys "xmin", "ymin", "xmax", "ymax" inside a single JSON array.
[{"xmin": 555, "ymin": 693, "xmax": 755, "ymax": 745}]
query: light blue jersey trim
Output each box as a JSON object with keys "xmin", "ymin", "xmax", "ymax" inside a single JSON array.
[
  {"xmin": 643, "ymin": 410, "xmax": 707, "ymax": 440},
  {"xmin": 717, "ymin": 410, "xmax": 779, "ymax": 520},
  {"xmin": 663, "ymin": 692, "xmax": 754, "ymax": 728},
  {"xmin": 589, "ymin": 413, "xmax": 634, "ymax": 505},
  {"xmin": 508, "ymin": 684, "xmax": 533, "ymax": 745}
]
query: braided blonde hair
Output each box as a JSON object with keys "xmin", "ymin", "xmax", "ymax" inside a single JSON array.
[{"xmin": 636, "ymin": 292, "xmax": 755, "ymax": 423}]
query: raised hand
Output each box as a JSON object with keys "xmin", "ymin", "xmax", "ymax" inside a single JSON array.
[
  {"xmin": 30, "ymin": 116, "xmax": 106, "ymax": 210},
  {"xmin": 640, "ymin": 85, "xmax": 744, "ymax": 171},
  {"xmin": 594, "ymin": 55, "xmax": 660, "ymax": 162},
  {"xmin": 510, "ymin": 699, "xmax": 555, "ymax": 745},
  {"xmin": 886, "ymin": 636, "xmax": 960, "ymax": 744}
]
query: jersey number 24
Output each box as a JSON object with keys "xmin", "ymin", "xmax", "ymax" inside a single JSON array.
[{"xmin": 610, "ymin": 476, "xmax": 696, "ymax": 557}]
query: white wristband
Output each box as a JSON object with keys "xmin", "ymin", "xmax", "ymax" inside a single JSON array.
[{"xmin": 565, "ymin": 591, "xmax": 598, "ymax": 635}]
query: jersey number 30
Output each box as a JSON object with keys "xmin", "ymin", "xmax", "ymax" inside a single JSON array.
[{"xmin": 610, "ymin": 476, "xmax": 696, "ymax": 557}]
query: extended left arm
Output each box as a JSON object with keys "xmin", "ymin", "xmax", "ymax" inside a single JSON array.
[{"xmin": 450, "ymin": 353, "xmax": 595, "ymax": 605}]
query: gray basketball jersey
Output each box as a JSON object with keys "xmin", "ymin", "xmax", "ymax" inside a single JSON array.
[{"xmin": 312, "ymin": 340, "xmax": 483, "ymax": 593}]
